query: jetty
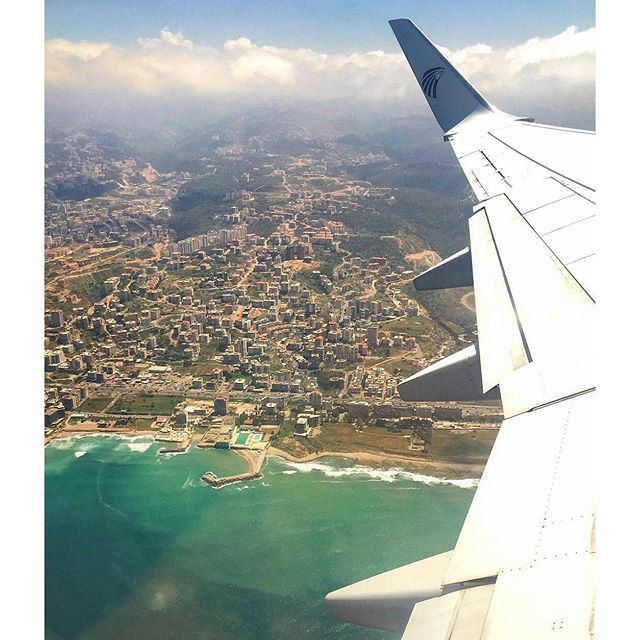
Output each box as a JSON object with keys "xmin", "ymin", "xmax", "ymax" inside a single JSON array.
[
  {"xmin": 201, "ymin": 448, "xmax": 268, "ymax": 489},
  {"xmin": 201, "ymin": 470, "xmax": 261, "ymax": 488}
]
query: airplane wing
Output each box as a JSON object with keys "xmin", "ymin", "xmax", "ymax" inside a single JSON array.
[{"xmin": 326, "ymin": 19, "xmax": 595, "ymax": 640}]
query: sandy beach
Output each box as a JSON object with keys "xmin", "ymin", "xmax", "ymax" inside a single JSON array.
[
  {"xmin": 266, "ymin": 447, "xmax": 485, "ymax": 478},
  {"xmin": 234, "ymin": 448, "xmax": 269, "ymax": 474}
]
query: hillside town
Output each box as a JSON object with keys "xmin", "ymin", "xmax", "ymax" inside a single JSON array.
[{"xmin": 45, "ymin": 130, "xmax": 501, "ymax": 464}]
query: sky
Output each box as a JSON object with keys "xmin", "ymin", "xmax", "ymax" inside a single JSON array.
[
  {"xmin": 45, "ymin": 1, "xmax": 596, "ymax": 132},
  {"xmin": 46, "ymin": 0, "xmax": 595, "ymax": 52}
]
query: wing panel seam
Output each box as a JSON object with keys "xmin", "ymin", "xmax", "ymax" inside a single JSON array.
[
  {"xmin": 487, "ymin": 131, "xmax": 594, "ymax": 193},
  {"xmin": 549, "ymin": 177, "xmax": 596, "ymax": 204},
  {"xmin": 539, "ymin": 214, "xmax": 596, "ymax": 237},
  {"xmin": 483, "ymin": 210, "xmax": 533, "ymax": 363},
  {"xmin": 499, "ymin": 192, "xmax": 596, "ymax": 304},
  {"xmin": 480, "ymin": 150, "xmax": 512, "ymax": 188},
  {"xmin": 529, "ymin": 387, "xmax": 596, "ymax": 412},
  {"xmin": 533, "ymin": 398, "xmax": 573, "ymax": 561},
  {"xmin": 566, "ymin": 253, "xmax": 595, "ymax": 266},
  {"xmin": 519, "ymin": 191, "xmax": 574, "ymax": 215}
]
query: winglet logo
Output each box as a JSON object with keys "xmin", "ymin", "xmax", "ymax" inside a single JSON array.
[{"xmin": 421, "ymin": 67, "xmax": 445, "ymax": 99}]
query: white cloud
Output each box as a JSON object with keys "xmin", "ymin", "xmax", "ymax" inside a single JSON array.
[
  {"xmin": 45, "ymin": 26, "xmax": 594, "ymax": 123},
  {"xmin": 46, "ymin": 38, "xmax": 111, "ymax": 61},
  {"xmin": 442, "ymin": 43, "xmax": 493, "ymax": 66},
  {"xmin": 228, "ymin": 43, "xmax": 297, "ymax": 86},
  {"xmin": 158, "ymin": 28, "xmax": 194, "ymax": 50},
  {"xmin": 506, "ymin": 26, "xmax": 595, "ymax": 70},
  {"xmin": 224, "ymin": 36, "xmax": 253, "ymax": 52}
]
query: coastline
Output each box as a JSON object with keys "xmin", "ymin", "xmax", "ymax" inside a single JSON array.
[
  {"xmin": 266, "ymin": 447, "xmax": 485, "ymax": 479},
  {"xmin": 45, "ymin": 428, "xmax": 157, "ymax": 445},
  {"xmin": 46, "ymin": 429, "xmax": 484, "ymax": 479},
  {"xmin": 45, "ymin": 425, "xmax": 157, "ymax": 446}
]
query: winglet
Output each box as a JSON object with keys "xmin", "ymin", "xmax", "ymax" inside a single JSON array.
[{"xmin": 389, "ymin": 19, "xmax": 495, "ymax": 134}]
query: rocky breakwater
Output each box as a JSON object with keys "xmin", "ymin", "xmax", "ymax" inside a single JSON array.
[
  {"xmin": 201, "ymin": 448, "xmax": 268, "ymax": 488},
  {"xmin": 201, "ymin": 470, "xmax": 261, "ymax": 488}
]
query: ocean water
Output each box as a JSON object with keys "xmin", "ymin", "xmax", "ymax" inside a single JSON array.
[{"xmin": 45, "ymin": 436, "xmax": 476, "ymax": 640}]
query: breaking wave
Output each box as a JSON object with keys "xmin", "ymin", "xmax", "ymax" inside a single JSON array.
[
  {"xmin": 49, "ymin": 433, "xmax": 155, "ymax": 452},
  {"xmin": 47, "ymin": 435, "xmax": 91, "ymax": 450},
  {"xmin": 49, "ymin": 435, "xmax": 105, "ymax": 456},
  {"xmin": 115, "ymin": 436, "xmax": 154, "ymax": 453},
  {"xmin": 277, "ymin": 460, "xmax": 478, "ymax": 488},
  {"xmin": 122, "ymin": 441, "xmax": 153, "ymax": 453}
]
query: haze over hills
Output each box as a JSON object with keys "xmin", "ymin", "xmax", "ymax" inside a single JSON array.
[
  {"xmin": 46, "ymin": 19, "xmax": 594, "ymax": 243},
  {"xmin": 45, "ymin": 17, "xmax": 594, "ymax": 180},
  {"xmin": 47, "ymin": 100, "xmax": 456, "ymax": 166}
]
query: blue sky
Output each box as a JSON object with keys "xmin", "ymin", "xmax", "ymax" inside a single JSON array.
[{"xmin": 46, "ymin": 0, "xmax": 594, "ymax": 51}]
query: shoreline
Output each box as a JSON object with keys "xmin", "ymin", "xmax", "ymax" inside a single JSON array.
[
  {"xmin": 45, "ymin": 429, "xmax": 157, "ymax": 445},
  {"xmin": 46, "ymin": 429, "xmax": 484, "ymax": 479},
  {"xmin": 266, "ymin": 447, "xmax": 485, "ymax": 479}
]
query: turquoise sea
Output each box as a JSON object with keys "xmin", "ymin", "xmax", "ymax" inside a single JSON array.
[{"xmin": 45, "ymin": 435, "xmax": 476, "ymax": 640}]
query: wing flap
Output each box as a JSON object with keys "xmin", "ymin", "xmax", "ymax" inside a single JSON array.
[
  {"xmin": 468, "ymin": 209, "xmax": 529, "ymax": 393},
  {"xmin": 401, "ymin": 584, "xmax": 495, "ymax": 640},
  {"xmin": 470, "ymin": 193, "xmax": 594, "ymax": 415}
]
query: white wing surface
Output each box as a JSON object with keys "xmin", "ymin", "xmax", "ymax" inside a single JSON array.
[{"xmin": 326, "ymin": 18, "xmax": 595, "ymax": 640}]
